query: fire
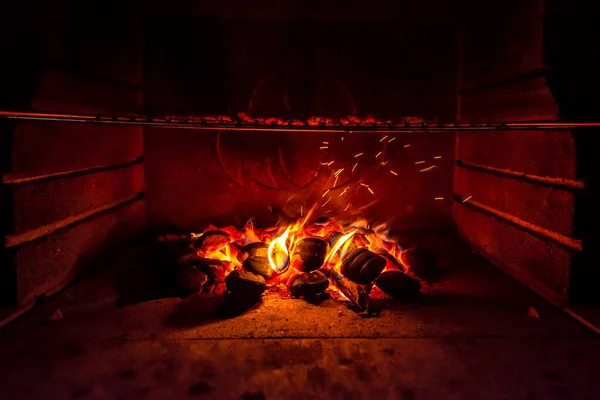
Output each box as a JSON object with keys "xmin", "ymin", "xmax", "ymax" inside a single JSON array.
[
  {"xmin": 268, "ymin": 226, "xmax": 291, "ymax": 273},
  {"xmin": 178, "ymin": 202, "xmax": 418, "ymax": 306}
]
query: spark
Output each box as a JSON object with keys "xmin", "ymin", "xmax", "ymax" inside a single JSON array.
[
  {"xmin": 321, "ymin": 197, "xmax": 332, "ymax": 207},
  {"xmin": 334, "ymin": 168, "xmax": 344, "ymax": 176},
  {"xmin": 360, "ymin": 183, "xmax": 369, "ymax": 187},
  {"xmin": 322, "ymin": 189, "xmax": 331, "ymax": 197},
  {"xmin": 420, "ymin": 165, "xmax": 437, "ymax": 172},
  {"xmin": 404, "ymin": 144, "xmax": 411, "ymax": 148},
  {"xmin": 322, "ymin": 141, "xmax": 329, "ymax": 145},
  {"xmin": 358, "ymin": 199, "xmax": 379, "ymax": 211},
  {"xmin": 354, "ymin": 153, "xmax": 363, "ymax": 158},
  {"xmin": 368, "ymin": 188, "xmax": 375, "ymax": 195},
  {"xmin": 390, "ymin": 170, "xmax": 398, "ymax": 176},
  {"xmin": 341, "ymin": 137, "xmax": 344, "ymax": 141},
  {"xmin": 434, "ymin": 156, "xmax": 442, "ymax": 159},
  {"xmin": 326, "ymin": 209, "xmax": 333, "ymax": 213},
  {"xmin": 375, "ymin": 151, "xmax": 382, "ymax": 158},
  {"xmin": 379, "ymin": 135, "xmax": 388, "ymax": 142},
  {"xmin": 462, "ymin": 195, "xmax": 473, "ymax": 203},
  {"xmin": 388, "ymin": 137, "xmax": 396, "ymax": 143},
  {"xmin": 301, "ymin": 205, "xmax": 303, "ymax": 216},
  {"xmin": 319, "ymin": 146, "xmax": 329, "ymax": 149},
  {"xmin": 435, "ymin": 197, "xmax": 444, "ymax": 200},
  {"xmin": 380, "ymin": 160, "xmax": 389, "ymax": 166},
  {"xmin": 321, "ymin": 162, "xmax": 329, "ymax": 166},
  {"xmin": 415, "ymin": 161, "xmax": 426, "ymax": 164},
  {"xmin": 344, "ymin": 202, "xmax": 352, "ymax": 211},
  {"xmin": 352, "ymin": 163, "xmax": 358, "ymax": 172},
  {"xmin": 340, "ymin": 187, "xmax": 350, "ymax": 196},
  {"xmin": 327, "ymin": 161, "xmax": 334, "ymax": 166},
  {"xmin": 333, "ymin": 175, "xmax": 339, "ymax": 187}
]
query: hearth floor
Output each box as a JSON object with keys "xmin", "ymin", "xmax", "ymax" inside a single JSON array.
[{"xmin": 1, "ymin": 233, "xmax": 599, "ymax": 399}]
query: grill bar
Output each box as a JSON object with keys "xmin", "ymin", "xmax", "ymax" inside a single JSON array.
[{"xmin": 2, "ymin": 111, "xmax": 600, "ymax": 132}]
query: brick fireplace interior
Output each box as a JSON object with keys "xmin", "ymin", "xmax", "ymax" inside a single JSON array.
[{"xmin": 1, "ymin": 0, "xmax": 600, "ymax": 398}]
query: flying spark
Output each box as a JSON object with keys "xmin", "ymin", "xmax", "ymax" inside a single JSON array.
[
  {"xmin": 322, "ymin": 141, "xmax": 329, "ymax": 145},
  {"xmin": 435, "ymin": 197, "xmax": 444, "ymax": 200},
  {"xmin": 380, "ymin": 161, "xmax": 389, "ymax": 166},
  {"xmin": 321, "ymin": 197, "xmax": 332, "ymax": 207},
  {"xmin": 319, "ymin": 146, "xmax": 329, "ymax": 149},
  {"xmin": 390, "ymin": 170, "xmax": 398, "ymax": 176},
  {"xmin": 379, "ymin": 135, "xmax": 388, "ymax": 142},
  {"xmin": 368, "ymin": 188, "xmax": 375, "ymax": 195},
  {"xmin": 420, "ymin": 165, "xmax": 437, "ymax": 172},
  {"xmin": 354, "ymin": 153, "xmax": 363, "ymax": 158},
  {"xmin": 300, "ymin": 205, "xmax": 303, "ymax": 216},
  {"xmin": 415, "ymin": 161, "xmax": 426, "ymax": 164},
  {"xmin": 462, "ymin": 195, "xmax": 473, "ymax": 203},
  {"xmin": 322, "ymin": 189, "xmax": 330, "ymax": 197},
  {"xmin": 327, "ymin": 161, "xmax": 334, "ymax": 166},
  {"xmin": 388, "ymin": 137, "xmax": 396, "ymax": 143},
  {"xmin": 375, "ymin": 151, "xmax": 382, "ymax": 158},
  {"xmin": 334, "ymin": 168, "xmax": 344, "ymax": 176},
  {"xmin": 360, "ymin": 183, "xmax": 369, "ymax": 187},
  {"xmin": 352, "ymin": 163, "xmax": 358, "ymax": 172},
  {"xmin": 434, "ymin": 156, "xmax": 442, "ymax": 159},
  {"xmin": 344, "ymin": 202, "xmax": 352, "ymax": 211},
  {"xmin": 333, "ymin": 175, "xmax": 339, "ymax": 186},
  {"xmin": 404, "ymin": 144, "xmax": 411, "ymax": 148},
  {"xmin": 326, "ymin": 209, "xmax": 333, "ymax": 213}
]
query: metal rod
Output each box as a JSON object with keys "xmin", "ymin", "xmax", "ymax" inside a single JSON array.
[
  {"xmin": 2, "ymin": 111, "xmax": 600, "ymax": 132},
  {"xmin": 455, "ymin": 194, "xmax": 582, "ymax": 252},
  {"xmin": 4, "ymin": 193, "xmax": 144, "ymax": 248},
  {"xmin": 457, "ymin": 160, "xmax": 585, "ymax": 190},
  {"xmin": 2, "ymin": 158, "xmax": 143, "ymax": 185}
]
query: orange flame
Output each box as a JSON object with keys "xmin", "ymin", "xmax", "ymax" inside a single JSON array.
[
  {"xmin": 268, "ymin": 226, "xmax": 291, "ymax": 273},
  {"xmin": 324, "ymin": 229, "xmax": 357, "ymax": 267}
]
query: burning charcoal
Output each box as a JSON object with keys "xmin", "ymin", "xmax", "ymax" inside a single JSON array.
[
  {"xmin": 375, "ymin": 271, "xmax": 421, "ymax": 300},
  {"xmin": 176, "ymin": 250, "xmax": 208, "ymax": 266},
  {"xmin": 193, "ymin": 230, "xmax": 231, "ymax": 252},
  {"xmin": 400, "ymin": 248, "xmax": 437, "ymax": 278},
  {"xmin": 242, "ymin": 256, "xmax": 275, "ymax": 280},
  {"xmin": 340, "ymin": 248, "xmax": 386, "ymax": 284},
  {"xmin": 196, "ymin": 262, "xmax": 228, "ymax": 281},
  {"xmin": 290, "ymin": 238, "xmax": 330, "ymax": 272},
  {"xmin": 329, "ymin": 270, "xmax": 369, "ymax": 311},
  {"xmin": 225, "ymin": 270, "xmax": 266, "ymax": 300},
  {"xmin": 375, "ymin": 250, "xmax": 407, "ymax": 273},
  {"xmin": 289, "ymin": 271, "xmax": 329, "ymax": 298},
  {"xmin": 155, "ymin": 234, "xmax": 193, "ymax": 266},
  {"xmin": 176, "ymin": 265, "xmax": 208, "ymax": 296},
  {"xmin": 237, "ymin": 242, "xmax": 268, "ymax": 262}
]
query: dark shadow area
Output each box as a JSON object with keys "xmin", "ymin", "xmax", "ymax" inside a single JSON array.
[{"xmin": 164, "ymin": 293, "xmax": 262, "ymax": 329}]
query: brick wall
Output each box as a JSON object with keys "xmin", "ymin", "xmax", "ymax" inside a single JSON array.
[
  {"xmin": 453, "ymin": 0, "xmax": 581, "ymax": 304},
  {"xmin": 0, "ymin": 0, "xmax": 144, "ymax": 306}
]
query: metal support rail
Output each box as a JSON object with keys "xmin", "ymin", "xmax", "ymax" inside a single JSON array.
[
  {"xmin": 457, "ymin": 160, "xmax": 585, "ymax": 190},
  {"xmin": 454, "ymin": 194, "xmax": 583, "ymax": 252},
  {"xmin": 2, "ymin": 111, "xmax": 600, "ymax": 132}
]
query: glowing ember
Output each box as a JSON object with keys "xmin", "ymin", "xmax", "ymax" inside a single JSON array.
[{"xmin": 167, "ymin": 202, "xmax": 420, "ymax": 309}]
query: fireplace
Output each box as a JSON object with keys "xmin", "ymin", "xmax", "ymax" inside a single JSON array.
[{"xmin": 1, "ymin": 0, "xmax": 600, "ymax": 398}]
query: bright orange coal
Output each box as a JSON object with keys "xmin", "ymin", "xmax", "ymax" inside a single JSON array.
[{"xmin": 194, "ymin": 204, "xmax": 407, "ymax": 295}]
